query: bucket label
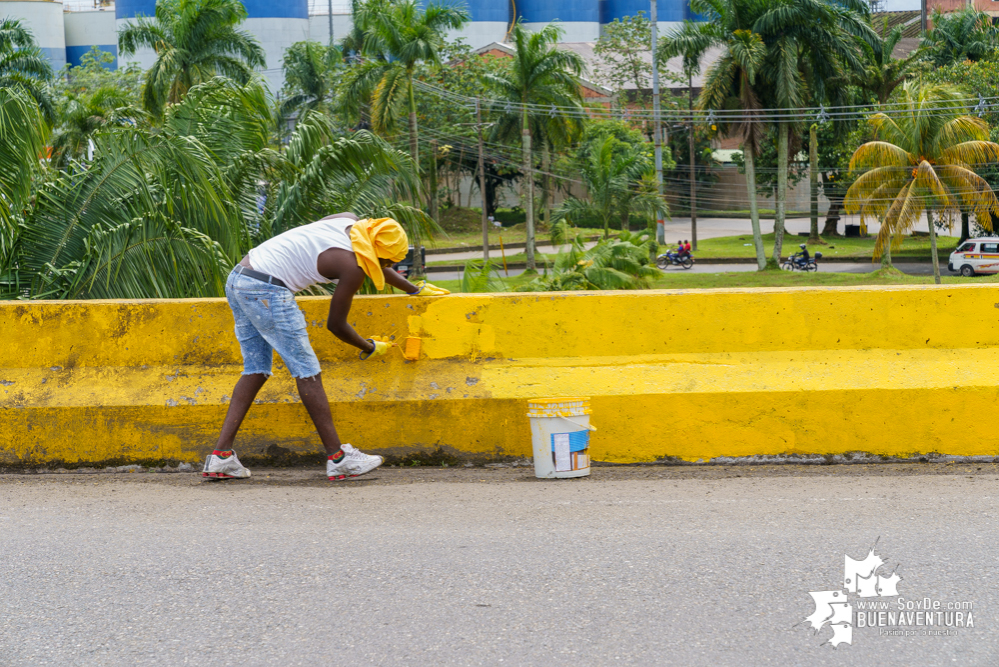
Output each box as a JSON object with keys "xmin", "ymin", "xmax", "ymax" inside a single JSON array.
[
  {"xmin": 553, "ymin": 433, "xmax": 571, "ymax": 472},
  {"xmin": 551, "ymin": 431, "xmax": 589, "ymax": 472}
]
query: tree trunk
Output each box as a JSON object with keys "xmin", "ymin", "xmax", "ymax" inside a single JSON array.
[
  {"xmin": 407, "ymin": 72, "xmax": 423, "ymax": 277},
  {"xmin": 522, "ymin": 109, "xmax": 536, "ymax": 271},
  {"xmin": 428, "ymin": 139, "xmax": 438, "ymax": 224},
  {"xmin": 688, "ymin": 76, "xmax": 697, "ymax": 251},
  {"xmin": 960, "ymin": 212, "xmax": 970, "ymax": 243},
  {"xmin": 621, "ymin": 208, "xmax": 631, "ymax": 231},
  {"xmin": 927, "ymin": 210, "xmax": 941, "ymax": 285},
  {"xmin": 772, "ymin": 123, "xmax": 788, "ymax": 268},
  {"xmin": 880, "ymin": 223, "xmax": 893, "ymax": 270},
  {"xmin": 743, "ymin": 146, "xmax": 767, "ymax": 271},
  {"xmin": 809, "ymin": 124, "xmax": 820, "ymax": 243},
  {"xmin": 542, "ymin": 142, "xmax": 552, "ymax": 233}
]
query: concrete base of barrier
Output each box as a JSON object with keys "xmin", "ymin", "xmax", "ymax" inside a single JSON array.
[{"xmin": 3, "ymin": 286, "xmax": 999, "ymax": 466}]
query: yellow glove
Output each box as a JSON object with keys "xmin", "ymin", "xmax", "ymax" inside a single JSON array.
[
  {"xmin": 409, "ymin": 280, "xmax": 451, "ymax": 296},
  {"xmin": 359, "ymin": 338, "xmax": 392, "ymax": 360}
]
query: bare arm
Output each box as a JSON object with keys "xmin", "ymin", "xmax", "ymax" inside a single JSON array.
[
  {"xmin": 326, "ymin": 268, "xmax": 374, "ymax": 354},
  {"xmin": 382, "ymin": 266, "xmax": 419, "ymax": 294}
]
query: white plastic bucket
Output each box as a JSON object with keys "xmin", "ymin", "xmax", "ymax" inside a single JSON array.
[{"xmin": 527, "ymin": 397, "xmax": 594, "ymax": 479}]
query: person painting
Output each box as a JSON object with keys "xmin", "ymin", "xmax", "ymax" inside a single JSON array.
[{"xmin": 202, "ymin": 213, "xmax": 450, "ymax": 482}]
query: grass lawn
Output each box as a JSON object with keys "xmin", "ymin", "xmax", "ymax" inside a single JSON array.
[
  {"xmin": 692, "ymin": 232, "xmax": 960, "ymax": 260},
  {"xmin": 428, "ymin": 268, "xmax": 997, "ymax": 293}
]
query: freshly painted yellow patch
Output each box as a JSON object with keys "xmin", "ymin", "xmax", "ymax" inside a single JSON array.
[{"xmin": 3, "ymin": 284, "xmax": 999, "ymax": 465}]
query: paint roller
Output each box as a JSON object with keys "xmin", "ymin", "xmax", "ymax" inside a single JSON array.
[{"xmin": 369, "ymin": 335, "xmax": 422, "ymax": 361}]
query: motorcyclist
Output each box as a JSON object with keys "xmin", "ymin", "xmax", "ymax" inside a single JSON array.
[
  {"xmin": 666, "ymin": 240, "xmax": 684, "ymax": 260},
  {"xmin": 795, "ymin": 243, "xmax": 810, "ymax": 267}
]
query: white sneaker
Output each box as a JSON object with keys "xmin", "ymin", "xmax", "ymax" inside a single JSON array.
[
  {"xmin": 202, "ymin": 450, "xmax": 252, "ymax": 480},
  {"xmin": 327, "ymin": 443, "xmax": 383, "ymax": 481}
]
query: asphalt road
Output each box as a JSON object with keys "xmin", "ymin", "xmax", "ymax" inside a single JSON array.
[
  {"xmin": 429, "ymin": 262, "xmax": 951, "ymax": 282},
  {"xmin": 2, "ymin": 464, "xmax": 997, "ymax": 666}
]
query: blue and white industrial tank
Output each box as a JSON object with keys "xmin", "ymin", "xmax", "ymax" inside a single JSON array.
[
  {"xmin": 517, "ymin": 0, "xmax": 600, "ymax": 42},
  {"xmin": 450, "ymin": 0, "xmax": 509, "ymax": 49},
  {"xmin": 241, "ymin": 0, "xmax": 309, "ymax": 91},
  {"xmin": 601, "ymin": 0, "xmax": 690, "ymax": 31},
  {"xmin": 65, "ymin": 7, "xmax": 118, "ymax": 69},
  {"xmin": 0, "ymin": 0, "xmax": 66, "ymax": 70},
  {"xmin": 116, "ymin": 0, "xmax": 158, "ymax": 69}
]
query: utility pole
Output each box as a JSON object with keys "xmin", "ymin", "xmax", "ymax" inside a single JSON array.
[
  {"xmin": 650, "ymin": 0, "xmax": 665, "ymax": 248},
  {"xmin": 328, "ymin": 0, "xmax": 334, "ymax": 44},
  {"xmin": 688, "ymin": 74, "xmax": 697, "ymax": 250},
  {"xmin": 809, "ymin": 123, "xmax": 819, "ymax": 243},
  {"xmin": 476, "ymin": 99, "xmax": 490, "ymax": 261},
  {"xmin": 429, "ymin": 138, "xmax": 439, "ymax": 226},
  {"xmin": 921, "ymin": 0, "xmax": 927, "ymax": 32}
]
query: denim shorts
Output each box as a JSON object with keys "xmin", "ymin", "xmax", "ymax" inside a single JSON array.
[{"xmin": 225, "ymin": 269, "xmax": 322, "ymax": 379}]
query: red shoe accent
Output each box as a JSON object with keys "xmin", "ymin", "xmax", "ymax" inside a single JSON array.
[{"xmin": 328, "ymin": 474, "xmax": 347, "ymax": 481}]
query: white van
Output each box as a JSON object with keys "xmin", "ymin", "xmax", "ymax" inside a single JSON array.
[{"xmin": 948, "ymin": 237, "xmax": 999, "ymax": 276}]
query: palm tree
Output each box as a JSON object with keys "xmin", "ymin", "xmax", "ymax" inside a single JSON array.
[
  {"xmin": 118, "ymin": 0, "xmax": 265, "ymax": 118},
  {"xmin": 490, "ymin": 87, "xmax": 583, "ymax": 235},
  {"xmin": 660, "ymin": 3, "xmax": 768, "ymax": 269},
  {"xmin": 0, "ymin": 86, "xmax": 48, "ymax": 296},
  {"xmin": 482, "ymin": 21, "xmax": 584, "ymax": 270},
  {"xmin": 280, "ymin": 41, "xmax": 342, "ymax": 118},
  {"xmin": 0, "ymin": 19, "xmax": 54, "ymax": 122},
  {"xmin": 844, "ymin": 83, "xmax": 999, "ymax": 285},
  {"xmin": 751, "ymin": 0, "xmax": 876, "ymax": 267},
  {"xmin": 340, "ymin": 0, "xmax": 469, "ymax": 168},
  {"xmin": 522, "ymin": 232, "xmax": 660, "ymax": 291},
  {"xmin": 51, "ymin": 86, "xmax": 134, "ymax": 168},
  {"xmin": 9, "ymin": 77, "xmax": 431, "ymax": 299},
  {"xmin": 556, "ymin": 135, "xmax": 658, "ymax": 238},
  {"xmin": 851, "ymin": 24, "xmax": 926, "ymax": 269},
  {"xmin": 857, "ymin": 25, "xmax": 927, "ymax": 107},
  {"xmin": 920, "ymin": 8, "xmax": 998, "ymax": 68}
]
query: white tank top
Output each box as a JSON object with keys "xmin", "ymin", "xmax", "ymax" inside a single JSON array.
[{"xmin": 248, "ymin": 218, "xmax": 354, "ymax": 292}]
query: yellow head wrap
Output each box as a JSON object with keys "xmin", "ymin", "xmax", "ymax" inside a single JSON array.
[{"xmin": 349, "ymin": 217, "xmax": 409, "ymax": 290}]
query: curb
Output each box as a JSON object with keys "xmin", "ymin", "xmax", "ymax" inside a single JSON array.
[
  {"xmin": 427, "ymin": 262, "xmax": 529, "ymax": 274},
  {"xmin": 427, "ymin": 234, "xmax": 608, "ymax": 255},
  {"xmin": 426, "ymin": 257, "xmax": 949, "ymax": 272}
]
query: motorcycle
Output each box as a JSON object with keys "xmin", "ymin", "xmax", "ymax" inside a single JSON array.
[
  {"xmin": 656, "ymin": 252, "xmax": 695, "ymax": 270},
  {"xmin": 782, "ymin": 251, "xmax": 822, "ymax": 272}
]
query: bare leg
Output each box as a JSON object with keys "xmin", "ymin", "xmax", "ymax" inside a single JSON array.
[
  {"xmin": 216, "ymin": 373, "xmax": 268, "ymax": 450},
  {"xmin": 296, "ymin": 373, "xmax": 342, "ymax": 456}
]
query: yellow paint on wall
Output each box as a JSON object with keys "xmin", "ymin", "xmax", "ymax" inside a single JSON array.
[{"xmin": 4, "ymin": 284, "xmax": 999, "ymax": 465}]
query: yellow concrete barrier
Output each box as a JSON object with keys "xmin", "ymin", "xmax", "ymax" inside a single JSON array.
[{"xmin": 3, "ymin": 285, "xmax": 999, "ymax": 466}]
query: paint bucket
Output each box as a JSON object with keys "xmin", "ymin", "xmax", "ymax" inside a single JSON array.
[{"xmin": 527, "ymin": 397, "xmax": 595, "ymax": 479}]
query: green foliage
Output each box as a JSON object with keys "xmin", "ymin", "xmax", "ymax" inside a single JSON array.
[
  {"xmin": 118, "ymin": 0, "xmax": 266, "ymax": 117},
  {"xmin": 0, "ymin": 18, "xmax": 54, "ymax": 123},
  {"xmin": 920, "ymin": 8, "xmax": 999, "ymax": 68},
  {"xmin": 0, "ymin": 87, "xmax": 48, "ymax": 296},
  {"xmin": 56, "ymin": 47, "xmax": 143, "ymax": 103},
  {"xmin": 594, "ymin": 13, "xmax": 654, "ymax": 100},
  {"xmin": 280, "ymin": 41, "xmax": 343, "ymax": 118},
  {"xmin": 844, "ymin": 82, "xmax": 999, "ymax": 262},
  {"xmin": 51, "ymin": 86, "xmax": 135, "ymax": 168},
  {"xmin": 459, "ymin": 259, "xmax": 507, "ymax": 293},
  {"xmin": 6, "ymin": 75, "xmax": 431, "ymax": 300},
  {"xmin": 923, "ymin": 58, "xmax": 999, "ymax": 192},
  {"xmin": 856, "ymin": 25, "xmax": 929, "ymax": 106},
  {"xmin": 521, "ymin": 232, "xmax": 660, "ymax": 291},
  {"xmin": 338, "ymin": 0, "xmax": 469, "ymax": 149}
]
